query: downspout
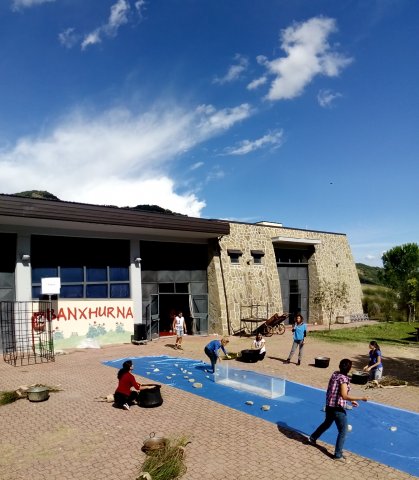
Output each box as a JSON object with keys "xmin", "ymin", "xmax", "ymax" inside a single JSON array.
[{"xmin": 217, "ymin": 236, "xmax": 231, "ymax": 336}]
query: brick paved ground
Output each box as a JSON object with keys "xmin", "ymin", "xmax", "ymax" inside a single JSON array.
[{"xmin": 0, "ymin": 323, "xmax": 418, "ymax": 480}]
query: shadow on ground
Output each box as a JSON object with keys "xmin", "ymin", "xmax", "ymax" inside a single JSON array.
[
  {"xmin": 351, "ymin": 354, "xmax": 419, "ymax": 386},
  {"xmin": 276, "ymin": 424, "xmax": 334, "ymax": 458}
]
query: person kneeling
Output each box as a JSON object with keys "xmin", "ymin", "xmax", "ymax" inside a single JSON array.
[
  {"xmin": 252, "ymin": 333, "xmax": 266, "ymax": 361},
  {"xmin": 114, "ymin": 360, "xmax": 141, "ymax": 410}
]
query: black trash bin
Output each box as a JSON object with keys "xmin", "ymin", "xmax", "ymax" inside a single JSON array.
[{"xmin": 134, "ymin": 323, "xmax": 148, "ymax": 341}]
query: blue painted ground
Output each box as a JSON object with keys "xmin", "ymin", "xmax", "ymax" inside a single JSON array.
[{"xmin": 104, "ymin": 355, "xmax": 419, "ymax": 477}]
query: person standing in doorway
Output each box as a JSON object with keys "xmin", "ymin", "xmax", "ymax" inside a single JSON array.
[
  {"xmin": 285, "ymin": 313, "xmax": 306, "ymax": 365},
  {"xmin": 173, "ymin": 311, "xmax": 187, "ymax": 350},
  {"xmin": 307, "ymin": 358, "xmax": 368, "ymax": 462}
]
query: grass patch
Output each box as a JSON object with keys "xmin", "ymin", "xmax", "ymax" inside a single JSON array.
[
  {"xmin": 0, "ymin": 391, "xmax": 20, "ymax": 406},
  {"xmin": 139, "ymin": 436, "xmax": 189, "ymax": 480},
  {"xmin": 310, "ymin": 322, "xmax": 419, "ymax": 345}
]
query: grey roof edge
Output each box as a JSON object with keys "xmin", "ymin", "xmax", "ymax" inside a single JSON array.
[{"xmin": 0, "ymin": 194, "xmax": 230, "ymax": 236}]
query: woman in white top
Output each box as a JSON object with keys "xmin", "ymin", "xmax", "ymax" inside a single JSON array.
[
  {"xmin": 172, "ymin": 311, "xmax": 187, "ymax": 350},
  {"xmin": 252, "ymin": 333, "xmax": 266, "ymax": 360}
]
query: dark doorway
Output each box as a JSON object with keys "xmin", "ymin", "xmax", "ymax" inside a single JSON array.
[{"xmin": 158, "ymin": 294, "xmax": 191, "ymax": 335}]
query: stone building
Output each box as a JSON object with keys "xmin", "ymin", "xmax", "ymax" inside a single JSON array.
[
  {"xmin": 0, "ymin": 194, "xmax": 362, "ymax": 351},
  {"xmin": 208, "ymin": 221, "xmax": 363, "ymax": 334}
]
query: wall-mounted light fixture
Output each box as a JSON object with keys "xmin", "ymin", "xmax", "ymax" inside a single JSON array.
[
  {"xmin": 134, "ymin": 257, "xmax": 142, "ymax": 264},
  {"xmin": 21, "ymin": 254, "xmax": 31, "ymax": 262}
]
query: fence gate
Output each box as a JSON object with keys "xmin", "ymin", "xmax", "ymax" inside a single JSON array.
[{"xmin": 0, "ymin": 301, "xmax": 55, "ymax": 366}]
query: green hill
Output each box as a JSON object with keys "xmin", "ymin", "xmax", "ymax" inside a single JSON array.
[
  {"xmin": 356, "ymin": 263, "xmax": 384, "ymax": 285},
  {"xmin": 11, "ymin": 191, "xmax": 183, "ymax": 216},
  {"xmin": 14, "ymin": 190, "xmax": 60, "ymax": 200}
]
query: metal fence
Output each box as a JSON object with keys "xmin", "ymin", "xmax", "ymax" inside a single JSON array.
[{"xmin": 0, "ymin": 301, "xmax": 55, "ymax": 366}]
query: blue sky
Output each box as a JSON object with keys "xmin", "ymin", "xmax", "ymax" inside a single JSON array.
[{"xmin": 0, "ymin": 0, "xmax": 418, "ymax": 267}]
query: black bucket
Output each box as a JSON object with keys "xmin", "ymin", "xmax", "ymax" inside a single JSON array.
[
  {"xmin": 351, "ymin": 371, "xmax": 370, "ymax": 385},
  {"xmin": 138, "ymin": 385, "xmax": 163, "ymax": 408},
  {"xmin": 240, "ymin": 349, "xmax": 260, "ymax": 363},
  {"xmin": 314, "ymin": 357, "xmax": 330, "ymax": 368}
]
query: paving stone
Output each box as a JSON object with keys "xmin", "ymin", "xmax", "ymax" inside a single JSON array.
[{"xmin": 0, "ymin": 329, "xmax": 417, "ymax": 480}]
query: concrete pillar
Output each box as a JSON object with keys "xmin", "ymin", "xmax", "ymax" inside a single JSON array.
[{"xmin": 15, "ymin": 234, "xmax": 32, "ymax": 301}]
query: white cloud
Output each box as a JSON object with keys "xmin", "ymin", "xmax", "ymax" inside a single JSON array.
[
  {"xmin": 81, "ymin": 30, "xmax": 102, "ymax": 50},
  {"xmin": 247, "ymin": 76, "xmax": 267, "ymax": 90},
  {"xmin": 190, "ymin": 161, "xmax": 204, "ymax": 171},
  {"xmin": 0, "ymin": 102, "xmax": 251, "ymax": 216},
  {"xmin": 206, "ymin": 166, "xmax": 225, "ymax": 182},
  {"xmin": 317, "ymin": 89, "xmax": 342, "ymax": 108},
  {"xmin": 58, "ymin": 28, "xmax": 79, "ymax": 49},
  {"xmin": 58, "ymin": 0, "xmax": 145, "ymax": 50},
  {"xmin": 11, "ymin": 0, "xmax": 54, "ymax": 10},
  {"xmin": 223, "ymin": 129, "xmax": 284, "ymax": 156},
  {"xmin": 81, "ymin": 0, "xmax": 130, "ymax": 50},
  {"xmin": 213, "ymin": 54, "xmax": 249, "ymax": 85},
  {"xmin": 254, "ymin": 16, "xmax": 352, "ymax": 101},
  {"xmin": 134, "ymin": 0, "xmax": 146, "ymax": 18}
]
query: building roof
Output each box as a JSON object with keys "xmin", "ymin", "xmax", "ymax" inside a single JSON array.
[{"xmin": 0, "ymin": 194, "xmax": 230, "ymax": 239}]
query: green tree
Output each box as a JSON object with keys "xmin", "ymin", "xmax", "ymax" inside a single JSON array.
[
  {"xmin": 381, "ymin": 243, "xmax": 419, "ymax": 322},
  {"xmin": 313, "ymin": 280, "xmax": 349, "ymax": 330}
]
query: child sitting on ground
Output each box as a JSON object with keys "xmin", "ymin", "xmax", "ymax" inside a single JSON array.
[{"xmin": 252, "ymin": 333, "xmax": 266, "ymax": 361}]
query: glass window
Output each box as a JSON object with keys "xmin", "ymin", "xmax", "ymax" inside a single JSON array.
[
  {"xmin": 229, "ymin": 254, "xmax": 240, "ymax": 264},
  {"xmin": 61, "ymin": 285, "xmax": 84, "ymax": 298},
  {"xmin": 32, "ymin": 267, "xmax": 58, "ymax": 283},
  {"xmin": 86, "ymin": 284, "xmax": 108, "ymax": 298},
  {"xmin": 159, "ymin": 283, "xmax": 175, "ymax": 293},
  {"xmin": 32, "ymin": 286, "xmax": 42, "ymax": 299},
  {"xmin": 175, "ymin": 283, "xmax": 189, "ymax": 293},
  {"xmin": 61, "ymin": 267, "xmax": 84, "ymax": 282},
  {"xmin": 86, "ymin": 267, "xmax": 107, "ymax": 282},
  {"xmin": 289, "ymin": 280, "xmax": 299, "ymax": 293},
  {"xmin": 109, "ymin": 267, "xmax": 129, "ymax": 281},
  {"xmin": 252, "ymin": 254, "xmax": 263, "ymax": 264},
  {"xmin": 110, "ymin": 283, "xmax": 130, "ymax": 298},
  {"xmin": 30, "ymin": 236, "xmax": 131, "ymax": 299}
]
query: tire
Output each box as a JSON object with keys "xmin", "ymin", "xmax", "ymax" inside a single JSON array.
[
  {"xmin": 277, "ymin": 323, "xmax": 286, "ymax": 335},
  {"xmin": 265, "ymin": 325, "xmax": 274, "ymax": 337}
]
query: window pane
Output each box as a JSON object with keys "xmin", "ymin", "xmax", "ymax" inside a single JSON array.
[
  {"xmin": 109, "ymin": 267, "xmax": 129, "ymax": 281},
  {"xmin": 61, "ymin": 285, "xmax": 83, "ymax": 298},
  {"xmin": 87, "ymin": 267, "xmax": 107, "ymax": 282},
  {"xmin": 61, "ymin": 267, "xmax": 84, "ymax": 282},
  {"xmin": 289, "ymin": 280, "xmax": 299, "ymax": 293},
  {"xmin": 159, "ymin": 283, "xmax": 174, "ymax": 293},
  {"xmin": 175, "ymin": 283, "xmax": 189, "ymax": 293},
  {"xmin": 110, "ymin": 283, "xmax": 130, "ymax": 298},
  {"xmin": 32, "ymin": 267, "xmax": 58, "ymax": 283},
  {"xmin": 86, "ymin": 284, "xmax": 108, "ymax": 298},
  {"xmin": 32, "ymin": 286, "xmax": 42, "ymax": 299}
]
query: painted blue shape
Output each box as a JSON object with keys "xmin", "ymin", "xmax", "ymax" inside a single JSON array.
[{"xmin": 104, "ymin": 355, "xmax": 419, "ymax": 477}]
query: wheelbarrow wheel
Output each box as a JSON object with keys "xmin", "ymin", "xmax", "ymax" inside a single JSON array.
[
  {"xmin": 264, "ymin": 325, "xmax": 274, "ymax": 337},
  {"xmin": 276, "ymin": 324, "xmax": 286, "ymax": 335}
]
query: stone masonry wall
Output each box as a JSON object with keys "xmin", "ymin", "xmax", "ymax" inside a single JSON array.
[{"xmin": 207, "ymin": 222, "xmax": 363, "ymax": 335}]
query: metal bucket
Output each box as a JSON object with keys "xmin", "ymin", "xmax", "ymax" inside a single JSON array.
[
  {"xmin": 142, "ymin": 432, "xmax": 168, "ymax": 454},
  {"xmin": 27, "ymin": 386, "xmax": 49, "ymax": 402}
]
